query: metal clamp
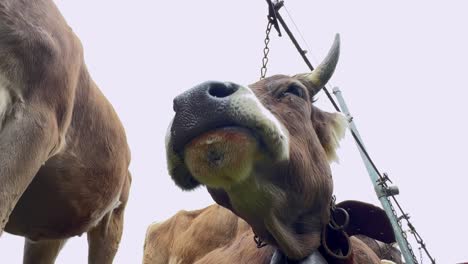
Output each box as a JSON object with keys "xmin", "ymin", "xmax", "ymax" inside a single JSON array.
[{"xmin": 376, "ymin": 185, "xmax": 400, "ymax": 198}]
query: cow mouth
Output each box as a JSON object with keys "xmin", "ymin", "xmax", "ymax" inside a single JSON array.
[
  {"xmin": 166, "ymin": 84, "xmax": 290, "ymax": 190},
  {"xmin": 166, "ymin": 116, "xmax": 289, "ymax": 190},
  {"xmin": 182, "ymin": 126, "xmax": 260, "ymax": 188}
]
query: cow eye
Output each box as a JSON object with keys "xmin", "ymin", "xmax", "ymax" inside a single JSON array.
[{"xmin": 282, "ymin": 84, "xmax": 305, "ymax": 99}]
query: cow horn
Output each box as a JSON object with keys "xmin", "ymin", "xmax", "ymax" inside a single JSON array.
[{"xmin": 296, "ymin": 34, "xmax": 340, "ymax": 96}]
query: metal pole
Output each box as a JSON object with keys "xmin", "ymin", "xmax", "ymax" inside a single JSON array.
[
  {"xmin": 262, "ymin": 2, "xmax": 423, "ymax": 262},
  {"xmin": 332, "ymin": 87, "xmax": 416, "ymax": 264}
]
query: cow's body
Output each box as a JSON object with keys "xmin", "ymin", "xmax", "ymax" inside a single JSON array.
[
  {"xmin": 0, "ymin": 1, "xmax": 131, "ymax": 263},
  {"xmin": 144, "ymin": 204, "xmax": 399, "ymax": 264}
]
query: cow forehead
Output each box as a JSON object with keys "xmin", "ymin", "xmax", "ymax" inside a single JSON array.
[
  {"xmin": 249, "ymin": 74, "xmax": 294, "ymax": 90},
  {"xmin": 248, "ymin": 74, "xmax": 347, "ymax": 163}
]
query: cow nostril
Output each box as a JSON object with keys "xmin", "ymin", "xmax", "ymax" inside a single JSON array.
[
  {"xmin": 208, "ymin": 82, "xmax": 238, "ymax": 98},
  {"xmin": 173, "ymin": 97, "xmax": 181, "ymax": 112}
]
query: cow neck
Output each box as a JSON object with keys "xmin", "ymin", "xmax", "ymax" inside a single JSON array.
[{"xmin": 262, "ymin": 195, "xmax": 353, "ymax": 263}]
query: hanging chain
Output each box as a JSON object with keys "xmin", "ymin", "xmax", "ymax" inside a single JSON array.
[
  {"xmin": 260, "ymin": 21, "xmax": 273, "ymax": 80},
  {"xmin": 383, "ymin": 173, "xmax": 435, "ymax": 263},
  {"xmin": 419, "ymin": 247, "xmax": 424, "ymax": 264},
  {"xmin": 260, "ymin": 0, "xmax": 282, "ymax": 80},
  {"xmin": 386, "ymin": 196, "xmax": 419, "ymax": 263}
]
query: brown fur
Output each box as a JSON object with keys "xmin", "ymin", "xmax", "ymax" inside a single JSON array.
[
  {"xmin": 143, "ymin": 205, "xmax": 393, "ymax": 264},
  {"xmin": 0, "ymin": 1, "xmax": 131, "ymax": 263},
  {"xmin": 143, "ymin": 204, "xmax": 253, "ymax": 264},
  {"xmin": 205, "ymin": 75, "xmax": 346, "ymax": 259},
  {"xmin": 355, "ymin": 235, "xmax": 402, "ymax": 264}
]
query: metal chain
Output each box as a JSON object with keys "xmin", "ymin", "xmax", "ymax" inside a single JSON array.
[
  {"xmin": 386, "ymin": 196, "xmax": 419, "ymax": 263},
  {"xmin": 329, "ymin": 195, "xmax": 349, "ymax": 231},
  {"xmin": 419, "ymin": 247, "xmax": 424, "ymax": 264},
  {"xmin": 380, "ymin": 175, "xmax": 435, "ymax": 264},
  {"xmin": 260, "ymin": 21, "xmax": 273, "ymax": 80}
]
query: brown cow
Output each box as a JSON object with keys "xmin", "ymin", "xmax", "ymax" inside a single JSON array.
[
  {"xmin": 143, "ymin": 204, "xmax": 253, "ymax": 264},
  {"xmin": 143, "ymin": 204, "xmax": 399, "ymax": 264},
  {"xmin": 0, "ymin": 1, "xmax": 131, "ymax": 263},
  {"xmin": 163, "ymin": 34, "xmax": 399, "ymax": 263}
]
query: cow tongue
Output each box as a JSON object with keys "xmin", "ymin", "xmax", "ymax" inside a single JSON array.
[{"xmin": 183, "ymin": 127, "xmax": 259, "ymax": 188}]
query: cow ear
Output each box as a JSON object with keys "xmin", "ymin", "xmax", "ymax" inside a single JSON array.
[
  {"xmin": 335, "ymin": 200, "xmax": 396, "ymax": 244},
  {"xmin": 311, "ymin": 106, "xmax": 347, "ymax": 162}
]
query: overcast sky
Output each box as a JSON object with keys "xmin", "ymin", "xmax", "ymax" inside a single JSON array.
[{"xmin": 1, "ymin": 1, "xmax": 466, "ymax": 263}]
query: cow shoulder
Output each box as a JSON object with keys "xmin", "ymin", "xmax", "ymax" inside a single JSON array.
[
  {"xmin": 0, "ymin": 0, "xmax": 83, "ymax": 90},
  {"xmin": 144, "ymin": 204, "xmax": 249, "ymax": 264},
  {"xmin": 143, "ymin": 207, "xmax": 202, "ymax": 264},
  {"xmin": 196, "ymin": 231, "xmax": 274, "ymax": 264},
  {"xmin": 0, "ymin": 0, "xmax": 84, "ymax": 145}
]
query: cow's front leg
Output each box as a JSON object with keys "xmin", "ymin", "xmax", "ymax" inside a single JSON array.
[
  {"xmin": 23, "ymin": 238, "xmax": 67, "ymax": 264},
  {"xmin": 0, "ymin": 106, "xmax": 59, "ymax": 235},
  {"xmin": 87, "ymin": 173, "xmax": 130, "ymax": 264}
]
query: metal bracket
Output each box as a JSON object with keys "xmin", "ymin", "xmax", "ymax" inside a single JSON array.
[
  {"xmin": 266, "ymin": 0, "xmax": 283, "ymax": 36},
  {"xmin": 375, "ymin": 185, "xmax": 400, "ymax": 198}
]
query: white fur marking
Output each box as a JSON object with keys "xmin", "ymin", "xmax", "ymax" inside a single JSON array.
[
  {"xmin": 326, "ymin": 113, "xmax": 347, "ymax": 162},
  {"xmin": 230, "ymin": 86, "xmax": 290, "ymax": 161},
  {"xmin": 0, "ymin": 77, "xmax": 13, "ymax": 131}
]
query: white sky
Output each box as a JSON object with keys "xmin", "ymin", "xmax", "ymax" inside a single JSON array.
[{"xmin": 1, "ymin": 1, "xmax": 466, "ymax": 263}]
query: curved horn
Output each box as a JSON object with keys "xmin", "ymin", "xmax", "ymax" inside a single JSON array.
[{"xmin": 296, "ymin": 34, "xmax": 340, "ymax": 96}]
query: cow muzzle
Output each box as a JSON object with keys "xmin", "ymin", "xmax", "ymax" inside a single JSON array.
[{"xmin": 166, "ymin": 81, "xmax": 289, "ymax": 190}]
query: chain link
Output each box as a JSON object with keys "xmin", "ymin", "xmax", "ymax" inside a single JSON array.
[
  {"xmin": 419, "ymin": 247, "xmax": 424, "ymax": 264},
  {"xmin": 329, "ymin": 195, "xmax": 349, "ymax": 231},
  {"xmin": 386, "ymin": 196, "xmax": 419, "ymax": 263},
  {"xmin": 260, "ymin": 21, "xmax": 273, "ymax": 80}
]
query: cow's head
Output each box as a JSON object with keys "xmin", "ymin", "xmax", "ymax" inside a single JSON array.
[{"xmin": 166, "ymin": 35, "xmax": 346, "ymax": 260}]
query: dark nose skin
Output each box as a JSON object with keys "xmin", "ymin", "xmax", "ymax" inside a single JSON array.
[
  {"xmin": 170, "ymin": 81, "xmax": 241, "ymax": 152},
  {"xmin": 173, "ymin": 81, "xmax": 239, "ymax": 112}
]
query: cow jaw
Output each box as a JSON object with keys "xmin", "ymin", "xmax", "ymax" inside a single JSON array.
[{"xmin": 183, "ymin": 127, "xmax": 260, "ymax": 188}]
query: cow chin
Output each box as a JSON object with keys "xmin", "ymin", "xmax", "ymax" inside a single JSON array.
[
  {"xmin": 166, "ymin": 122, "xmax": 286, "ymax": 190},
  {"xmin": 183, "ymin": 127, "xmax": 260, "ymax": 188}
]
